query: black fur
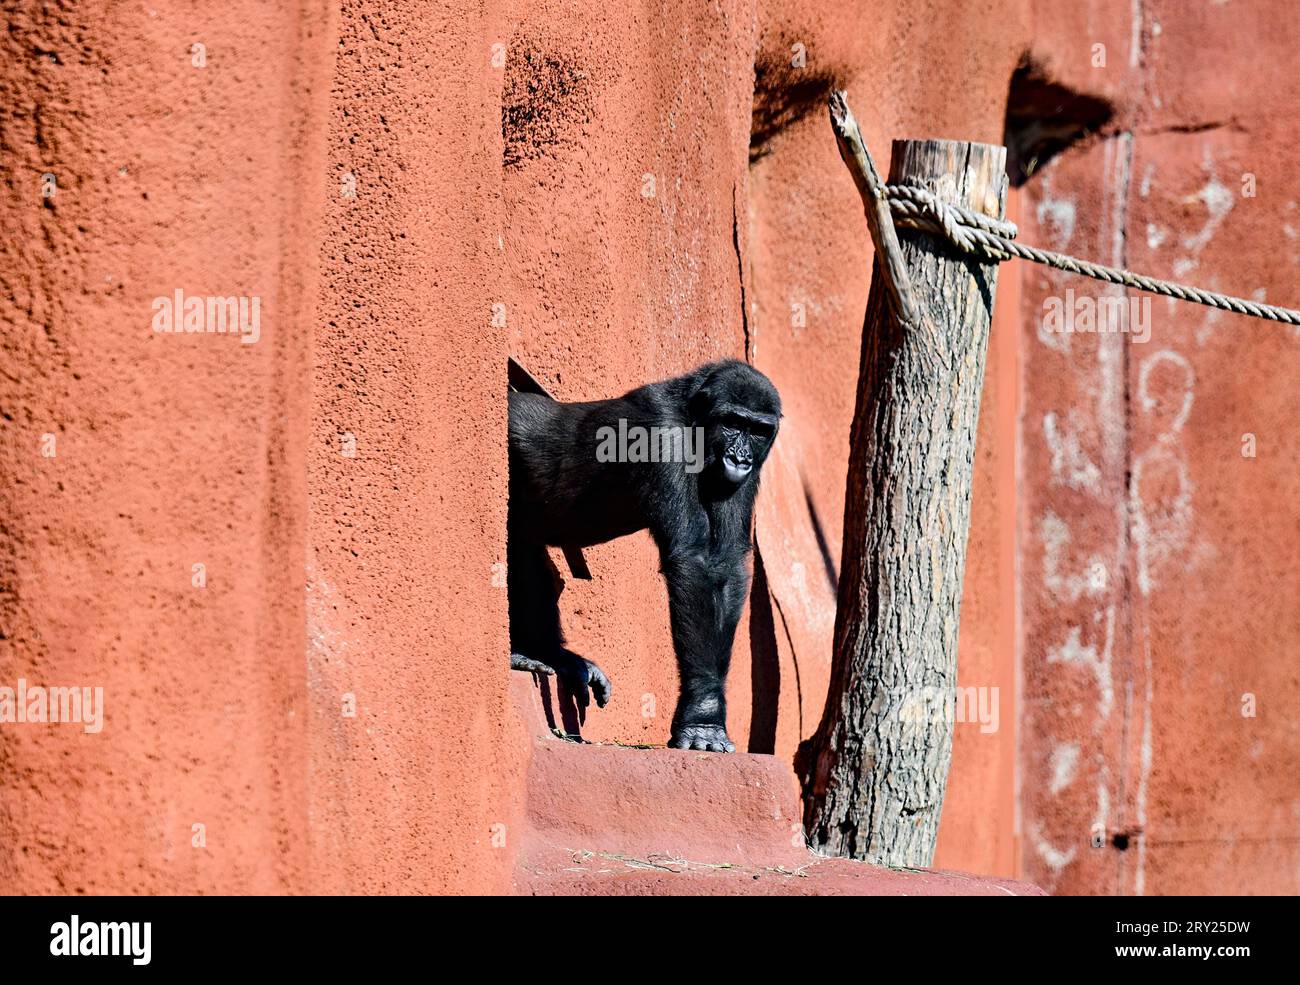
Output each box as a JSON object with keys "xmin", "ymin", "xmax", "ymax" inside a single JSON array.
[{"xmin": 508, "ymin": 360, "xmax": 781, "ymax": 752}]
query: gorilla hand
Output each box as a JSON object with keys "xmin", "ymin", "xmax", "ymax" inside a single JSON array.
[{"xmin": 510, "ymin": 649, "xmax": 611, "ymax": 709}]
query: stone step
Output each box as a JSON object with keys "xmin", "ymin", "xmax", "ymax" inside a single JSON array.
[{"xmin": 508, "ymin": 671, "xmax": 1043, "ymax": 895}]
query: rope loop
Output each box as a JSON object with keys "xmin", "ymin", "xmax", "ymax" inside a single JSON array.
[{"xmin": 880, "ymin": 182, "xmax": 1300, "ymax": 326}]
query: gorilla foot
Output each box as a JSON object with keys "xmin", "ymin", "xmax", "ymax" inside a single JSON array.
[
  {"xmin": 510, "ymin": 650, "xmax": 611, "ymax": 709},
  {"xmin": 669, "ymin": 723, "xmax": 736, "ymax": 753}
]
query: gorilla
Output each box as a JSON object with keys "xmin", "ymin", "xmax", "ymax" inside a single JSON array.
[{"xmin": 508, "ymin": 359, "xmax": 781, "ymax": 752}]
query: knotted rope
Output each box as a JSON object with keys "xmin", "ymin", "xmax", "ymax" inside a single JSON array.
[{"xmin": 885, "ymin": 182, "xmax": 1300, "ymax": 326}]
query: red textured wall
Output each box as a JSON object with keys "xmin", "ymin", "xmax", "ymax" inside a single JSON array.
[
  {"xmin": 0, "ymin": 0, "xmax": 336, "ymax": 893},
  {"xmin": 1014, "ymin": 0, "xmax": 1300, "ymax": 895},
  {"xmin": 1, "ymin": 0, "xmax": 1294, "ymax": 895},
  {"xmin": 305, "ymin": 0, "xmax": 526, "ymax": 893}
]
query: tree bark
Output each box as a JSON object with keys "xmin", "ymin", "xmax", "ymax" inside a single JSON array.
[{"xmin": 799, "ymin": 97, "xmax": 1007, "ymax": 867}]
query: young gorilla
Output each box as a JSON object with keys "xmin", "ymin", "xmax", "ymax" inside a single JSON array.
[{"xmin": 508, "ymin": 360, "xmax": 780, "ymax": 752}]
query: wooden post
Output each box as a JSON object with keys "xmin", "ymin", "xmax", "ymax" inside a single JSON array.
[{"xmin": 798, "ymin": 94, "xmax": 1008, "ymax": 867}]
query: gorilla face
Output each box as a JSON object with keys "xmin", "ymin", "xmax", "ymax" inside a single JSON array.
[
  {"xmin": 693, "ymin": 362, "xmax": 781, "ymax": 491},
  {"xmin": 713, "ymin": 411, "xmax": 776, "ymax": 484}
]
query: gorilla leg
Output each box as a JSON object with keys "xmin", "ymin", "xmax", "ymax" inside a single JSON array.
[
  {"xmin": 507, "ymin": 533, "xmax": 611, "ymax": 709},
  {"xmin": 661, "ymin": 550, "xmax": 749, "ymax": 752}
]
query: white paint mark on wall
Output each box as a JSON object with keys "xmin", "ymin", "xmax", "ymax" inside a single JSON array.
[
  {"xmin": 1173, "ymin": 165, "xmax": 1234, "ymax": 277},
  {"xmin": 1041, "ymin": 510, "xmax": 1108, "ymax": 604},
  {"xmin": 1131, "ymin": 446, "xmax": 1194, "ymax": 596},
  {"xmin": 1129, "ymin": 0, "xmax": 1143, "ymax": 69},
  {"xmin": 1031, "ymin": 821, "xmax": 1077, "ymax": 873},
  {"xmin": 1094, "ymin": 778, "xmax": 1112, "ymax": 848},
  {"xmin": 1105, "ymin": 134, "xmax": 1133, "ymax": 271},
  {"xmin": 1132, "ymin": 349, "xmax": 1196, "ymax": 594},
  {"xmin": 1096, "ymin": 136, "xmax": 1131, "ymax": 482},
  {"xmin": 1137, "ymin": 349, "xmax": 1194, "ymax": 432},
  {"xmin": 1182, "ymin": 174, "xmax": 1234, "ymax": 253},
  {"xmin": 1049, "ymin": 742, "xmax": 1080, "ymax": 795},
  {"xmin": 1036, "ymin": 195, "xmax": 1077, "ymax": 250},
  {"xmin": 1043, "ymin": 412, "xmax": 1102, "ymax": 492},
  {"xmin": 1134, "ymin": 633, "xmax": 1154, "ymax": 896},
  {"xmin": 1046, "ymin": 609, "xmax": 1115, "ymax": 724}
]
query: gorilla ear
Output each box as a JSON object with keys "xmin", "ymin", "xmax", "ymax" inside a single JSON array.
[{"xmin": 687, "ymin": 385, "xmax": 715, "ymax": 425}]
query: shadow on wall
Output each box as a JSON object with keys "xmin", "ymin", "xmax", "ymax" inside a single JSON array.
[
  {"xmin": 1002, "ymin": 54, "xmax": 1113, "ymax": 186},
  {"xmin": 747, "ymin": 547, "xmax": 781, "ymax": 753},
  {"xmin": 750, "ymin": 42, "xmax": 840, "ymax": 163},
  {"xmin": 803, "ymin": 479, "xmax": 839, "ymax": 594}
]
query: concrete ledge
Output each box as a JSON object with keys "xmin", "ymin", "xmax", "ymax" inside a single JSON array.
[
  {"xmin": 512, "ymin": 671, "xmax": 801, "ymax": 863},
  {"xmin": 517, "ymin": 846, "xmax": 1045, "ymax": 896},
  {"xmin": 525, "ymin": 740, "xmax": 803, "ymax": 865},
  {"xmin": 509, "ymin": 671, "xmax": 1045, "ymax": 896}
]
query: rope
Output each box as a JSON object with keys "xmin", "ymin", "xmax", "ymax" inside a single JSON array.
[{"xmin": 884, "ymin": 182, "xmax": 1300, "ymax": 326}]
